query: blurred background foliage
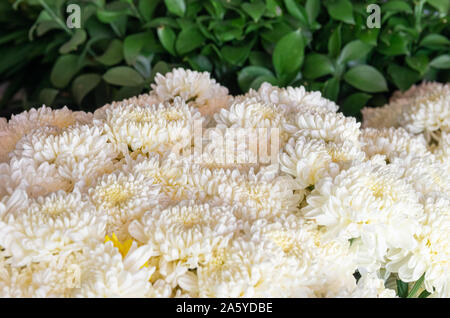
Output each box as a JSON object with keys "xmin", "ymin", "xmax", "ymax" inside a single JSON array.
[{"xmin": 0, "ymin": 0, "xmax": 449, "ymax": 119}]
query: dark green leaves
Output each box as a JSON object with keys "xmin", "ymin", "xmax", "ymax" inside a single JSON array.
[
  {"xmin": 157, "ymin": 26, "xmax": 176, "ymax": 56},
  {"xmin": 50, "ymin": 55, "xmax": 82, "ymax": 88},
  {"xmin": 164, "ymin": 0, "xmax": 186, "ymax": 17},
  {"xmin": 242, "ymin": 0, "xmax": 265, "ymax": 22},
  {"xmin": 96, "ymin": 39, "xmax": 123, "ymax": 66},
  {"xmin": 59, "ymin": 29, "xmax": 87, "ymax": 54},
  {"xmin": 344, "ymin": 65, "xmax": 388, "ymax": 93},
  {"xmin": 338, "ymin": 40, "xmax": 373, "ymax": 64},
  {"xmin": 72, "ymin": 74, "xmax": 101, "ymax": 104},
  {"xmin": 273, "ymin": 30, "xmax": 304, "ymax": 82},
  {"xmin": 387, "ymin": 64, "xmax": 421, "ymax": 90},
  {"xmin": 324, "ymin": 0, "xmax": 354, "ymax": 24},
  {"xmin": 430, "ymin": 55, "xmax": 450, "ymax": 69},
  {"xmin": 238, "ymin": 66, "xmax": 275, "ymax": 91},
  {"xmin": 396, "ymin": 279, "xmax": 409, "ymax": 298},
  {"xmin": 103, "ymin": 66, "xmax": 145, "ymax": 86},
  {"xmin": 303, "ymin": 54, "xmax": 334, "ymax": 79},
  {"xmin": 175, "ymin": 27, "xmax": 205, "ymax": 55}
]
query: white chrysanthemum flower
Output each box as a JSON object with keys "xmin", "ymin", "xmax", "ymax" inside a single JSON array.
[
  {"xmin": 11, "ymin": 124, "xmax": 118, "ymax": 189},
  {"xmin": 396, "ymin": 82, "xmax": 450, "ymax": 140},
  {"xmin": 129, "ymin": 202, "xmax": 238, "ymax": 268},
  {"xmin": 241, "ymin": 82, "xmax": 339, "ymax": 114},
  {"xmin": 197, "ymin": 236, "xmax": 295, "ymax": 297},
  {"xmin": 71, "ymin": 240, "xmax": 156, "ymax": 297},
  {"xmin": 151, "ymin": 68, "xmax": 231, "ymax": 117},
  {"xmin": 292, "ymin": 110, "xmax": 361, "ymax": 145},
  {"xmin": 184, "ymin": 167, "xmax": 301, "ymax": 219},
  {"xmin": 386, "ymin": 194, "xmax": 450, "ymax": 297},
  {"xmin": 95, "ymin": 98, "xmax": 204, "ymax": 156},
  {"xmin": 432, "ymin": 132, "xmax": 450, "ymax": 169},
  {"xmin": 0, "ymin": 106, "xmax": 92, "ymax": 163},
  {"xmin": 88, "ymin": 171, "xmax": 162, "ymax": 240},
  {"xmin": 362, "ymin": 103, "xmax": 403, "ymax": 129},
  {"xmin": 120, "ymin": 154, "xmax": 191, "ymax": 203},
  {"xmin": 302, "ymin": 159, "xmax": 422, "ymax": 270},
  {"xmin": 0, "ymin": 190, "xmax": 106, "ymax": 266},
  {"xmin": 247, "ymin": 215, "xmax": 358, "ymax": 297},
  {"xmin": 337, "ymin": 272, "xmax": 397, "ymax": 298},
  {"xmin": 360, "ymin": 127, "xmax": 429, "ymax": 161},
  {"xmin": 280, "ymin": 136, "xmax": 364, "ymax": 189},
  {"xmin": 393, "ymin": 155, "xmax": 450, "ymax": 196}
]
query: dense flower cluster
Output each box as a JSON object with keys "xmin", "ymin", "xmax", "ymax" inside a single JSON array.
[{"xmin": 0, "ymin": 68, "xmax": 448, "ymax": 298}]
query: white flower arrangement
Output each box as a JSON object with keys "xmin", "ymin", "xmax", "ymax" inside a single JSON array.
[{"xmin": 0, "ymin": 68, "xmax": 448, "ymax": 298}]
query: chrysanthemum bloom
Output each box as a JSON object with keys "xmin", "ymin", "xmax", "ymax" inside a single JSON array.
[
  {"xmin": 360, "ymin": 127, "xmax": 430, "ymax": 161},
  {"xmin": 0, "ymin": 106, "xmax": 92, "ymax": 163},
  {"xmin": 239, "ymin": 82, "xmax": 339, "ymax": 114},
  {"xmin": 150, "ymin": 68, "xmax": 231, "ymax": 117},
  {"xmin": 95, "ymin": 98, "xmax": 204, "ymax": 157},
  {"xmin": 302, "ymin": 159, "xmax": 423, "ymax": 271},
  {"xmin": 363, "ymin": 82, "xmax": 450, "ymax": 144},
  {"xmin": 88, "ymin": 170, "xmax": 162, "ymax": 240},
  {"xmin": 129, "ymin": 201, "xmax": 239, "ymax": 268},
  {"xmin": 386, "ymin": 194, "xmax": 450, "ymax": 297},
  {"xmin": 0, "ymin": 190, "xmax": 106, "ymax": 266}
]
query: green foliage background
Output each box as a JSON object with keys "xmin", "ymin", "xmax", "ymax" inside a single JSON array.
[{"xmin": 0, "ymin": 0, "xmax": 449, "ymax": 119}]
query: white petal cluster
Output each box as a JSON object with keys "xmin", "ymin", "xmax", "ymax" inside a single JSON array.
[{"xmin": 0, "ymin": 69, "xmax": 448, "ymax": 298}]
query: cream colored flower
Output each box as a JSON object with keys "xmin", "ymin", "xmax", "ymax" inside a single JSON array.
[
  {"xmin": 88, "ymin": 170, "xmax": 162, "ymax": 240},
  {"xmin": 129, "ymin": 202, "xmax": 238, "ymax": 268},
  {"xmin": 151, "ymin": 68, "xmax": 231, "ymax": 117},
  {"xmin": 0, "ymin": 190, "xmax": 106, "ymax": 266},
  {"xmin": 0, "ymin": 106, "xmax": 92, "ymax": 163},
  {"xmin": 386, "ymin": 193, "xmax": 450, "ymax": 297},
  {"xmin": 303, "ymin": 159, "xmax": 422, "ymax": 270},
  {"xmin": 95, "ymin": 98, "xmax": 204, "ymax": 157}
]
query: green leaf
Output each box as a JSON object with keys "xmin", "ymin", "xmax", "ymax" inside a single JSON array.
[
  {"xmin": 96, "ymin": 39, "xmax": 124, "ymax": 66},
  {"xmin": 323, "ymin": 77, "xmax": 340, "ymax": 101},
  {"xmin": 418, "ymin": 290, "xmax": 432, "ymax": 298},
  {"xmin": 358, "ymin": 28, "xmax": 379, "ymax": 46},
  {"xmin": 238, "ymin": 66, "xmax": 274, "ymax": 92},
  {"xmin": 221, "ymin": 44, "xmax": 252, "ymax": 66},
  {"xmin": 338, "ymin": 40, "xmax": 373, "ymax": 64},
  {"xmin": 124, "ymin": 32, "xmax": 153, "ymax": 65},
  {"xmin": 150, "ymin": 61, "xmax": 171, "ymax": 80},
  {"xmin": 273, "ymin": 30, "xmax": 305, "ymax": 79},
  {"xmin": 342, "ymin": 92, "xmax": 372, "ymax": 117},
  {"xmin": 407, "ymin": 273, "xmax": 426, "ymax": 298},
  {"xmin": 242, "ymin": 0, "xmax": 265, "ymax": 22},
  {"xmin": 175, "ymin": 27, "xmax": 205, "ymax": 55},
  {"xmin": 72, "ymin": 73, "xmax": 101, "ymax": 105},
  {"xmin": 405, "ymin": 55, "xmax": 429, "ymax": 75},
  {"xmin": 396, "ymin": 280, "xmax": 409, "ymax": 298},
  {"xmin": 39, "ymin": 88, "xmax": 59, "ymax": 106},
  {"xmin": 378, "ymin": 33, "xmax": 409, "ymax": 56},
  {"xmin": 103, "ymin": 66, "xmax": 145, "ymax": 86},
  {"xmin": 50, "ymin": 54, "xmax": 82, "ymax": 89},
  {"xmin": 249, "ymin": 74, "xmax": 279, "ymax": 90},
  {"xmin": 139, "ymin": 0, "xmax": 160, "ymax": 21},
  {"xmin": 303, "ymin": 54, "xmax": 334, "ymax": 79},
  {"xmin": 343, "ymin": 65, "xmax": 388, "ymax": 93},
  {"xmin": 420, "ymin": 34, "xmax": 450, "ymax": 49},
  {"xmin": 382, "ymin": 1, "xmax": 413, "ymax": 14},
  {"xmin": 306, "ymin": 0, "xmax": 320, "ymax": 24},
  {"xmin": 387, "ymin": 64, "xmax": 421, "ymax": 91},
  {"xmin": 328, "ymin": 25, "xmax": 341, "ymax": 58},
  {"xmin": 164, "ymin": 0, "xmax": 186, "ymax": 17},
  {"xmin": 185, "ymin": 55, "xmax": 212, "ymax": 72},
  {"xmin": 324, "ymin": 0, "xmax": 354, "ymax": 24},
  {"xmin": 59, "ymin": 29, "xmax": 87, "ymax": 54},
  {"xmin": 430, "ymin": 55, "xmax": 450, "ymax": 69},
  {"xmin": 284, "ymin": 0, "xmax": 308, "ymax": 26},
  {"xmin": 157, "ymin": 26, "xmax": 176, "ymax": 56},
  {"xmin": 249, "ymin": 51, "xmax": 271, "ymax": 67},
  {"xmin": 97, "ymin": 7, "xmax": 130, "ymax": 23},
  {"xmin": 426, "ymin": 0, "xmax": 449, "ymax": 14}
]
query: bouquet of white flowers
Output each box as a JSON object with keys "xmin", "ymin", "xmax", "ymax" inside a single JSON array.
[{"xmin": 0, "ymin": 68, "xmax": 448, "ymax": 298}]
